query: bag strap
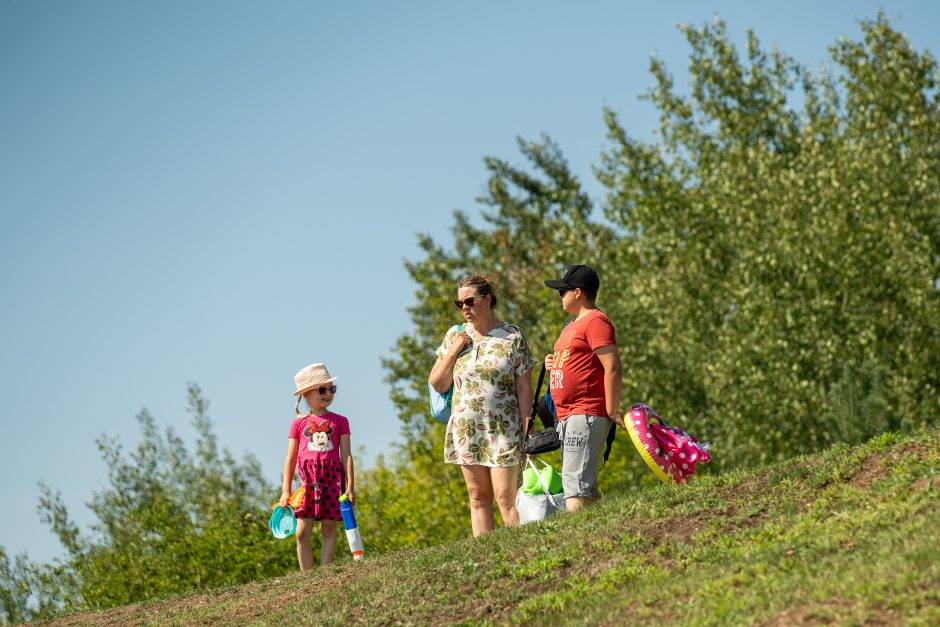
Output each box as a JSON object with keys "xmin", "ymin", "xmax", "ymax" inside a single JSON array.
[
  {"xmin": 527, "ymin": 363, "xmax": 547, "ymax": 433},
  {"xmin": 444, "ymin": 322, "xmax": 465, "ymax": 395},
  {"xmin": 536, "ymin": 318, "xmax": 573, "ymax": 424},
  {"xmin": 532, "ymin": 363, "xmax": 546, "ymax": 413}
]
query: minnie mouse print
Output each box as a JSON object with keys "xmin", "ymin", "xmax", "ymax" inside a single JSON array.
[{"xmin": 304, "ymin": 419, "xmax": 335, "ymax": 453}]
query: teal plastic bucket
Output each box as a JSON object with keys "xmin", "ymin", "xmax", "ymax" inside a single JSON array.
[{"xmin": 269, "ymin": 505, "xmax": 297, "ymax": 539}]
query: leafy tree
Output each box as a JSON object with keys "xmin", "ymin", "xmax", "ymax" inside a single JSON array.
[
  {"xmin": 1, "ymin": 548, "xmax": 37, "ymax": 624},
  {"xmin": 0, "ymin": 385, "xmax": 296, "ymax": 620},
  {"xmin": 597, "ymin": 13, "xmax": 940, "ymax": 466},
  {"xmin": 4, "ymin": 14, "xmax": 938, "ymax": 622},
  {"xmin": 373, "ymin": 12, "xmax": 940, "ymax": 542},
  {"xmin": 356, "ymin": 135, "xmax": 621, "ymax": 544}
]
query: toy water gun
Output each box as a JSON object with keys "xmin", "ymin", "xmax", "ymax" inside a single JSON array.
[{"xmin": 338, "ymin": 494, "xmax": 364, "ymax": 561}]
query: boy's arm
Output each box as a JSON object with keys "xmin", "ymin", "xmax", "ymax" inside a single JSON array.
[{"xmin": 595, "ymin": 346, "xmax": 624, "ymax": 429}]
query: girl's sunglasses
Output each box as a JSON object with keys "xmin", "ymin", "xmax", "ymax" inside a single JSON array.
[
  {"xmin": 315, "ymin": 385, "xmax": 337, "ymax": 395},
  {"xmin": 453, "ymin": 295, "xmax": 485, "ymax": 309}
]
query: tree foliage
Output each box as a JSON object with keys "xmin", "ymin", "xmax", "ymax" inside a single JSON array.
[
  {"xmin": 3, "ymin": 14, "xmax": 938, "ymax": 622},
  {"xmin": 366, "ymin": 12, "xmax": 940, "ymax": 543},
  {"xmin": 0, "ymin": 385, "xmax": 296, "ymax": 622},
  {"xmin": 0, "ymin": 548, "xmax": 57, "ymax": 625},
  {"xmin": 597, "ymin": 14, "xmax": 939, "ymax": 464},
  {"xmin": 356, "ymin": 135, "xmax": 620, "ymax": 545}
]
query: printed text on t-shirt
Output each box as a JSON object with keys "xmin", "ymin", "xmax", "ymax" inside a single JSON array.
[{"xmin": 550, "ymin": 340, "xmax": 572, "ymax": 391}]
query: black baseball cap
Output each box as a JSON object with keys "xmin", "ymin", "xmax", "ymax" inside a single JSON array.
[{"xmin": 544, "ymin": 264, "xmax": 600, "ymax": 292}]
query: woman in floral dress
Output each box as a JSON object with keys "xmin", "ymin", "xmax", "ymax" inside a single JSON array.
[{"xmin": 429, "ymin": 274, "xmax": 536, "ymax": 535}]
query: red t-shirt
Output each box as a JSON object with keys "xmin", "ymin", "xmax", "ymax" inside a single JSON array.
[
  {"xmin": 288, "ymin": 412, "xmax": 350, "ymax": 465},
  {"xmin": 549, "ymin": 310, "xmax": 617, "ymax": 420}
]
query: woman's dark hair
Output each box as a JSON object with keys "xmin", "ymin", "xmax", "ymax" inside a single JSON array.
[{"xmin": 458, "ymin": 274, "xmax": 498, "ymax": 309}]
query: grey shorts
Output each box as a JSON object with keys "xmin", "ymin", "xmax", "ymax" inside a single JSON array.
[{"xmin": 556, "ymin": 414, "xmax": 612, "ymax": 499}]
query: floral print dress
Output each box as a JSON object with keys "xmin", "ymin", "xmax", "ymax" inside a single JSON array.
[{"xmin": 439, "ymin": 321, "xmax": 536, "ymax": 467}]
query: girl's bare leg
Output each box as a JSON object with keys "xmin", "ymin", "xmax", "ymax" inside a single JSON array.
[
  {"xmin": 295, "ymin": 518, "xmax": 315, "ymax": 571},
  {"xmin": 320, "ymin": 519, "xmax": 338, "ymax": 565}
]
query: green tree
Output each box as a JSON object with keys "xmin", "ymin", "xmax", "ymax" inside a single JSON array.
[
  {"xmin": 5, "ymin": 14, "xmax": 937, "ymax": 621},
  {"xmin": 357, "ymin": 135, "xmax": 621, "ymax": 544},
  {"xmin": 371, "ymin": 12, "xmax": 940, "ymax": 542},
  {"xmin": 1, "ymin": 548, "xmax": 36, "ymax": 624},
  {"xmin": 597, "ymin": 13, "xmax": 940, "ymax": 466},
  {"xmin": 2, "ymin": 385, "xmax": 296, "ymax": 620}
]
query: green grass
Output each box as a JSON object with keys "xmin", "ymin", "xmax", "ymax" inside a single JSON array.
[{"xmin": 39, "ymin": 429, "xmax": 940, "ymax": 626}]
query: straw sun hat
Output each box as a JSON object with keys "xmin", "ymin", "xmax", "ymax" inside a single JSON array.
[{"xmin": 293, "ymin": 363, "xmax": 338, "ymax": 396}]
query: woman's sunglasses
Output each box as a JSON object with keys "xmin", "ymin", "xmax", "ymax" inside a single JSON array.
[
  {"xmin": 453, "ymin": 295, "xmax": 486, "ymax": 310},
  {"xmin": 314, "ymin": 385, "xmax": 337, "ymax": 395}
]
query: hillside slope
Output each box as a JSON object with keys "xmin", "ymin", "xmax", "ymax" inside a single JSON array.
[{"xmin": 40, "ymin": 429, "xmax": 939, "ymax": 626}]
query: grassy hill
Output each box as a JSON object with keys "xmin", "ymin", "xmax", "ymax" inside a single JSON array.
[{"xmin": 39, "ymin": 428, "xmax": 939, "ymax": 626}]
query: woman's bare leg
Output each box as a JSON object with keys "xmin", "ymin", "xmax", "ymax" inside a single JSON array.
[
  {"xmin": 491, "ymin": 464, "xmax": 521, "ymax": 526},
  {"xmin": 460, "ymin": 465, "xmax": 496, "ymax": 536}
]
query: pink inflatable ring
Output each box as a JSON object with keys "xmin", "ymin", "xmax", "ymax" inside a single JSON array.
[
  {"xmin": 626, "ymin": 403, "xmax": 710, "ymax": 485},
  {"xmin": 627, "ymin": 404, "xmax": 676, "ymax": 484}
]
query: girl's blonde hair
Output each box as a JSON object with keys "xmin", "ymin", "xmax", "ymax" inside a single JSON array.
[{"xmin": 457, "ymin": 274, "xmax": 498, "ymax": 309}]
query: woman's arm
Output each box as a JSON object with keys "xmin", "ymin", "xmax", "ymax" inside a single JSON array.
[
  {"xmin": 428, "ymin": 329, "xmax": 471, "ymax": 392},
  {"xmin": 279, "ymin": 438, "xmax": 300, "ymax": 507},
  {"xmin": 515, "ymin": 367, "xmax": 534, "ymax": 435},
  {"xmin": 340, "ymin": 434, "xmax": 355, "ymax": 503}
]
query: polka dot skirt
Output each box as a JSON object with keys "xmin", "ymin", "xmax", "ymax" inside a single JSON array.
[{"xmin": 295, "ymin": 458, "xmax": 345, "ymax": 520}]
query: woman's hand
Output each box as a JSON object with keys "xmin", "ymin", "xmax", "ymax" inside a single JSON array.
[
  {"xmin": 430, "ymin": 329, "xmax": 473, "ymax": 392},
  {"xmin": 449, "ymin": 330, "xmax": 472, "ymax": 356},
  {"xmin": 544, "ymin": 353, "xmax": 554, "ymax": 369}
]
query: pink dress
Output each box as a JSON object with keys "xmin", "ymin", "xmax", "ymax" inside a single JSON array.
[{"xmin": 288, "ymin": 412, "xmax": 350, "ymax": 520}]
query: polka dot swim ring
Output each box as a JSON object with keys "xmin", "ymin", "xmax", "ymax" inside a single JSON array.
[{"xmin": 626, "ymin": 403, "xmax": 711, "ymax": 485}]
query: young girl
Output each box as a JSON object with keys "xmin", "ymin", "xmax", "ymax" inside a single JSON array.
[{"xmin": 279, "ymin": 363, "xmax": 355, "ymax": 570}]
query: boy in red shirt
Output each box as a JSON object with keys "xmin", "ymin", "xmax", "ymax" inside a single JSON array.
[{"xmin": 543, "ymin": 265, "xmax": 625, "ymax": 512}]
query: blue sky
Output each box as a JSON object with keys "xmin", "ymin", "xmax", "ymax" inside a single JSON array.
[{"xmin": 2, "ymin": 1, "xmax": 937, "ymax": 564}]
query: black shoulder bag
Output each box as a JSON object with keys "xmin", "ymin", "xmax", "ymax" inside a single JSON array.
[{"xmin": 522, "ymin": 363, "xmax": 561, "ymax": 455}]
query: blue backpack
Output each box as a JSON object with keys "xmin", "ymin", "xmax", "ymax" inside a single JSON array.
[{"xmin": 428, "ymin": 324, "xmax": 463, "ymax": 424}]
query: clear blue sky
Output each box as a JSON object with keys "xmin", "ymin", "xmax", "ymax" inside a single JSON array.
[{"xmin": 2, "ymin": 1, "xmax": 937, "ymax": 564}]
